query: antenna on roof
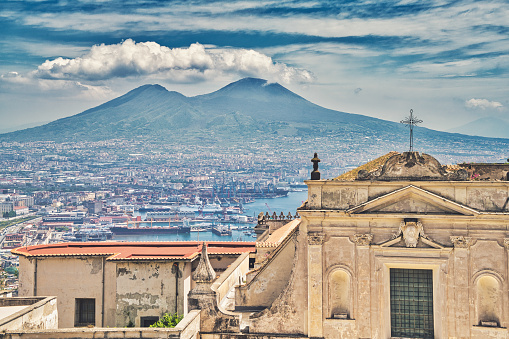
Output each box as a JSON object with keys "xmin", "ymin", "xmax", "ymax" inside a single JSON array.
[{"xmin": 400, "ymin": 109, "xmax": 423, "ymax": 152}]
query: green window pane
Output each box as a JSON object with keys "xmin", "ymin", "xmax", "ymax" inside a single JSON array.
[{"xmin": 390, "ymin": 268, "xmax": 433, "ymax": 338}]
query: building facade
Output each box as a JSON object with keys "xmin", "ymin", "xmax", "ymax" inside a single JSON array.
[
  {"xmin": 232, "ymin": 152, "xmax": 509, "ymax": 339},
  {"xmin": 14, "ymin": 241, "xmax": 254, "ymax": 328}
]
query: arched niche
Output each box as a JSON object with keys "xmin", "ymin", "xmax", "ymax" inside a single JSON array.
[
  {"xmin": 328, "ymin": 269, "xmax": 351, "ymax": 319},
  {"xmin": 476, "ymin": 274, "xmax": 502, "ymax": 327}
]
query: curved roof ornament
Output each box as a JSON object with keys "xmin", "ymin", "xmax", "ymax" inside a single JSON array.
[{"xmin": 192, "ymin": 242, "xmax": 216, "ymax": 282}]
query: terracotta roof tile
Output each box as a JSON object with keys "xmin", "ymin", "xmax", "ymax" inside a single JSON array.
[{"xmin": 12, "ymin": 241, "xmax": 255, "ymax": 261}]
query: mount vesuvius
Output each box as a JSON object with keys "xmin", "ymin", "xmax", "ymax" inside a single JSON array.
[{"xmin": 1, "ymin": 78, "xmax": 508, "ymax": 164}]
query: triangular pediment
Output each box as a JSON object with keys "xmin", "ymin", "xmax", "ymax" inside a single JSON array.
[
  {"xmin": 347, "ymin": 185, "xmax": 478, "ymax": 216},
  {"xmin": 379, "ymin": 235, "xmax": 444, "ymax": 249}
]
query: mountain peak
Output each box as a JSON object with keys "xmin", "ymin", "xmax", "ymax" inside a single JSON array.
[
  {"xmin": 220, "ymin": 77, "xmax": 279, "ymax": 91},
  {"xmin": 201, "ymin": 77, "xmax": 304, "ymax": 101},
  {"xmin": 129, "ymin": 84, "xmax": 168, "ymax": 94}
]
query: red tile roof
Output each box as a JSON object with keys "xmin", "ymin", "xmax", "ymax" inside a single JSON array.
[{"xmin": 12, "ymin": 241, "xmax": 256, "ymax": 261}]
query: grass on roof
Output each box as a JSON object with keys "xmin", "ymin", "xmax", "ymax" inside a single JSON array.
[{"xmin": 334, "ymin": 151, "xmax": 400, "ymax": 181}]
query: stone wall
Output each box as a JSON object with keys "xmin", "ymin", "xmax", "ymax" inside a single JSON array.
[{"xmin": 245, "ymin": 227, "xmax": 308, "ymax": 335}]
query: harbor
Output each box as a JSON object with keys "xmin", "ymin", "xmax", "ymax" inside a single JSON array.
[
  {"xmin": 2, "ymin": 190, "xmax": 308, "ymax": 248},
  {"xmin": 110, "ymin": 190, "xmax": 307, "ymax": 242}
]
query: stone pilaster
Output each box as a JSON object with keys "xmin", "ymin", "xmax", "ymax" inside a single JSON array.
[
  {"xmin": 451, "ymin": 236, "xmax": 473, "ymax": 337},
  {"xmin": 307, "ymin": 232, "xmax": 324, "ymax": 337},
  {"xmin": 355, "ymin": 239, "xmax": 371, "ymax": 337},
  {"xmin": 450, "ymin": 236, "xmax": 474, "ymax": 249},
  {"xmin": 503, "ymin": 238, "xmax": 509, "ymax": 250},
  {"xmin": 352, "ymin": 233, "xmax": 373, "ymax": 246}
]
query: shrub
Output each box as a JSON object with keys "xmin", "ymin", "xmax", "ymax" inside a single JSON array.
[{"xmin": 149, "ymin": 313, "xmax": 183, "ymax": 328}]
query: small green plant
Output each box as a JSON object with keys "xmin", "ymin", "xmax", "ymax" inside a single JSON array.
[{"xmin": 149, "ymin": 313, "xmax": 183, "ymax": 328}]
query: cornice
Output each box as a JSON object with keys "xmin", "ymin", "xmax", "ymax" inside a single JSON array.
[
  {"xmin": 298, "ymin": 210, "xmax": 509, "ymax": 221},
  {"xmin": 304, "ymin": 180, "xmax": 509, "ymax": 188}
]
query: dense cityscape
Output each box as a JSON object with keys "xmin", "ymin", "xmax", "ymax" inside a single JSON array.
[
  {"xmin": 1, "ymin": 120, "xmax": 508, "ymax": 294},
  {"xmin": 0, "ymin": 138, "xmax": 318, "ymax": 295}
]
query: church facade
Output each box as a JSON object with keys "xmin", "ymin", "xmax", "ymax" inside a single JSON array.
[{"xmin": 233, "ymin": 152, "xmax": 509, "ymax": 339}]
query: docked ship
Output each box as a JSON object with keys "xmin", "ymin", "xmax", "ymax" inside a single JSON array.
[
  {"xmin": 201, "ymin": 204, "xmax": 223, "ymax": 213},
  {"xmin": 109, "ymin": 224, "xmax": 191, "ymax": 235},
  {"xmin": 190, "ymin": 222, "xmax": 212, "ymax": 232},
  {"xmin": 69, "ymin": 225, "xmax": 113, "ymax": 242},
  {"xmin": 145, "ymin": 210, "xmax": 195, "ymax": 221},
  {"xmin": 211, "ymin": 225, "xmax": 232, "ymax": 236}
]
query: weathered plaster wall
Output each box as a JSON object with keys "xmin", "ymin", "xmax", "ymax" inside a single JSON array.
[
  {"xmin": 103, "ymin": 258, "xmax": 117, "ymax": 327},
  {"xmin": 27, "ymin": 257, "xmax": 105, "ymax": 328},
  {"xmin": 17, "ymin": 257, "xmax": 34, "ymax": 298},
  {"xmin": 0, "ymin": 297, "xmax": 58, "ymax": 331},
  {"xmin": 208, "ymin": 256, "xmax": 239, "ymax": 271},
  {"xmin": 115, "ymin": 261, "xmax": 190, "ymax": 327},
  {"xmin": 182, "ymin": 262, "xmax": 192, "ymax": 316},
  {"xmin": 236, "ymin": 239, "xmax": 295, "ymax": 308},
  {"xmin": 247, "ymin": 226, "xmax": 307, "ymax": 335}
]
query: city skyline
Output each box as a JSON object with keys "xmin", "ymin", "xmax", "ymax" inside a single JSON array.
[{"xmin": 1, "ymin": 0, "xmax": 508, "ymax": 135}]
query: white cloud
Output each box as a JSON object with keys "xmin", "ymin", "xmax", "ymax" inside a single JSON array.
[
  {"xmin": 465, "ymin": 98, "xmax": 503, "ymax": 110},
  {"xmin": 32, "ymin": 39, "xmax": 314, "ymax": 84}
]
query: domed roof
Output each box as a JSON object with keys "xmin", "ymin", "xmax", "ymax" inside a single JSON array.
[
  {"xmin": 336, "ymin": 152, "xmax": 468, "ymax": 181},
  {"xmin": 377, "ymin": 152, "xmax": 448, "ymax": 180}
]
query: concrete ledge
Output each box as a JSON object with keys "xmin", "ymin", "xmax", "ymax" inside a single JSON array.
[
  {"xmin": 471, "ymin": 325, "xmax": 508, "ymax": 339},
  {"xmin": 0, "ymin": 328, "xmax": 181, "ymax": 339}
]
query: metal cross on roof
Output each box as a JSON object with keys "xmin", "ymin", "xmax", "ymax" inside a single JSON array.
[{"xmin": 400, "ymin": 109, "xmax": 423, "ymax": 152}]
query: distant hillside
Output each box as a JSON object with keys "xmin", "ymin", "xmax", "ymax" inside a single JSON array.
[
  {"xmin": 448, "ymin": 117, "xmax": 509, "ymax": 139},
  {"xmin": 2, "ymin": 77, "xmax": 509, "ymax": 163}
]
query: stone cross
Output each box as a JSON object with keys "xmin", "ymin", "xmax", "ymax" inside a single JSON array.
[
  {"xmin": 311, "ymin": 153, "xmax": 321, "ymax": 180},
  {"xmin": 400, "ymin": 109, "xmax": 423, "ymax": 152}
]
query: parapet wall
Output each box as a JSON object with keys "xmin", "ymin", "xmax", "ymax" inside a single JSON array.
[
  {"xmin": 236, "ymin": 236, "xmax": 296, "ymax": 309},
  {"xmin": 0, "ymin": 296, "xmax": 58, "ymax": 332},
  {"xmin": 0, "ymin": 309, "xmax": 200, "ymax": 339},
  {"xmin": 212, "ymin": 252, "xmax": 250, "ymax": 310}
]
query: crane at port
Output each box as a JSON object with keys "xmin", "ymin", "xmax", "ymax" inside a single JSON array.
[{"xmin": 265, "ymin": 203, "xmax": 272, "ymax": 214}]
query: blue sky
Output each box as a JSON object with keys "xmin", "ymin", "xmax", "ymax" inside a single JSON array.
[{"xmin": 1, "ymin": 0, "xmax": 508, "ymax": 133}]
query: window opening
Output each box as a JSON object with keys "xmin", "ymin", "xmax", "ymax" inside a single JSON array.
[
  {"xmin": 390, "ymin": 268, "xmax": 433, "ymax": 338},
  {"xmin": 75, "ymin": 298, "xmax": 95, "ymax": 326},
  {"xmin": 141, "ymin": 316, "xmax": 160, "ymax": 327}
]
